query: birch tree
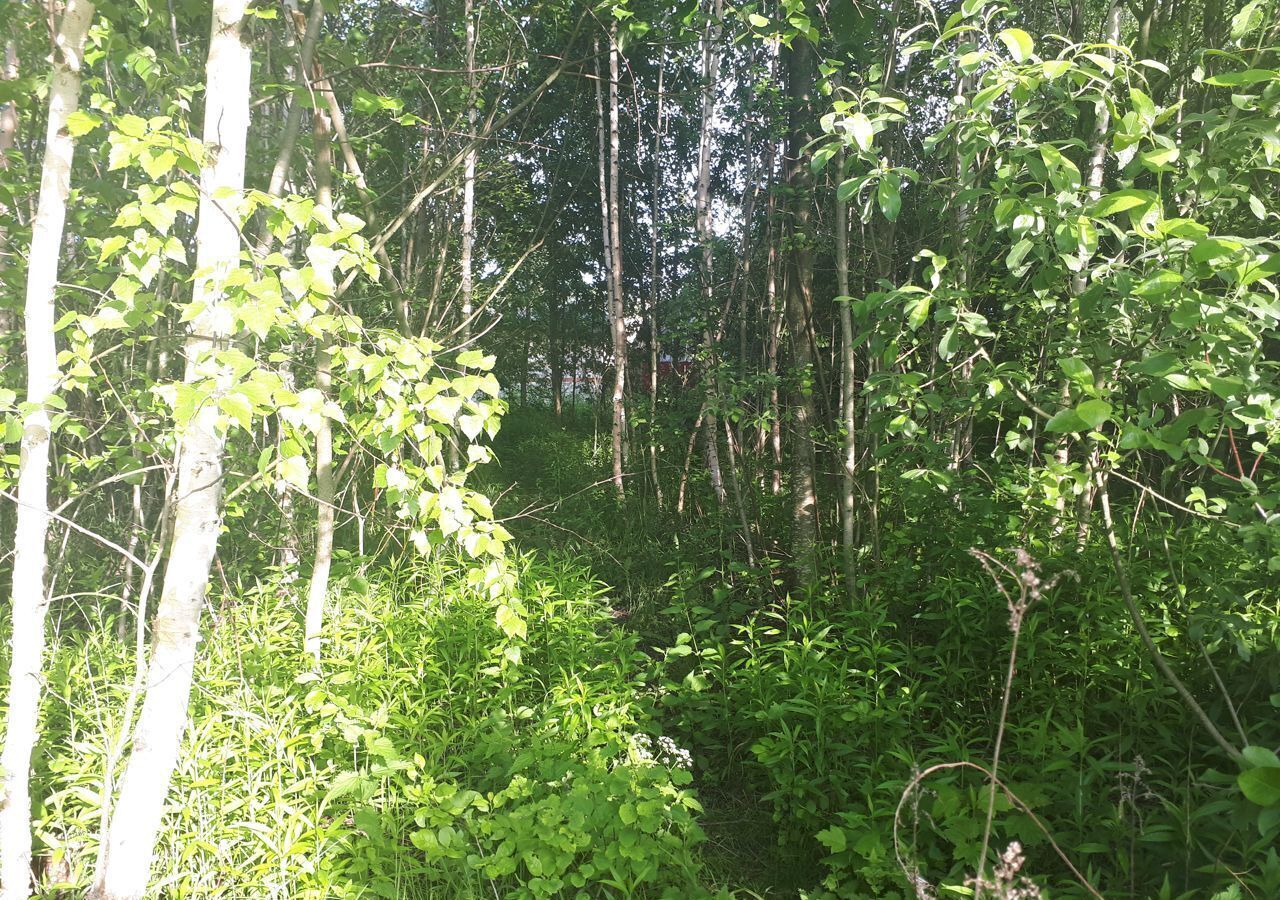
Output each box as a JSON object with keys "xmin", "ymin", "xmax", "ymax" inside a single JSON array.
[
  {"xmin": 0, "ymin": 3, "xmax": 94, "ymax": 896},
  {"xmin": 695, "ymin": 0, "xmax": 727, "ymax": 510},
  {"xmin": 88, "ymin": 2, "xmax": 252, "ymax": 895},
  {"xmin": 303, "ymin": 69, "xmax": 336, "ymax": 664}
]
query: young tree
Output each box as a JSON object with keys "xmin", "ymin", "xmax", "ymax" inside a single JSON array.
[
  {"xmin": 782, "ymin": 31, "xmax": 818, "ymax": 570},
  {"xmin": 695, "ymin": 0, "xmax": 727, "ymax": 510},
  {"xmin": 303, "ymin": 68, "xmax": 337, "ymax": 664},
  {"xmin": 0, "ymin": 3, "xmax": 95, "ymax": 896},
  {"xmin": 607, "ymin": 24, "xmax": 627, "ymax": 496},
  {"xmin": 89, "ymin": 2, "xmax": 252, "ymax": 895}
]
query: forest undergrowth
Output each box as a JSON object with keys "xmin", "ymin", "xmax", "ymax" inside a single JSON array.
[{"xmin": 3, "ymin": 406, "xmax": 1276, "ymax": 900}]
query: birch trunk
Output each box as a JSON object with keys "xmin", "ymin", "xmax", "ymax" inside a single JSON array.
[
  {"xmin": 304, "ymin": 71, "xmax": 336, "ymax": 664},
  {"xmin": 0, "ymin": 4, "xmax": 93, "ymax": 897},
  {"xmin": 783, "ymin": 35, "xmax": 818, "ymax": 571},
  {"xmin": 646, "ymin": 54, "xmax": 664, "ymax": 507},
  {"xmin": 0, "ymin": 39, "xmax": 19, "ymax": 338},
  {"xmin": 607, "ymin": 25, "xmax": 627, "ymax": 497},
  {"xmin": 459, "ymin": 0, "xmax": 476, "ymax": 344},
  {"xmin": 593, "ymin": 38, "xmax": 617, "ymax": 485},
  {"xmin": 696, "ymin": 0, "xmax": 727, "ymax": 509},
  {"xmin": 1071, "ymin": 1, "xmax": 1122, "ymax": 543},
  {"xmin": 834, "ymin": 147, "xmax": 858, "ymax": 602},
  {"xmin": 88, "ymin": 3, "xmax": 251, "ymax": 896}
]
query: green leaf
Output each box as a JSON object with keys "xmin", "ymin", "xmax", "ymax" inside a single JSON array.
[
  {"xmin": 877, "ymin": 174, "xmax": 901, "ymax": 222},
  {"xmin": 1093, "ymin": 189, "xmax": 1156, "ymax": 217},
  {"xmin": 904, "ymin": 293, "xmax": 930, "ymax": 330},
  {"xmin": 816, "ymin": 826, "xmax": 847, "ymax": 853},
  {"xmin": 66, "ymin": 110, "xmax": 103, "ymax": 137},
  {"xmin": 1075, "ymin": 399, "xmax": 1111, "ymax": 430},
  {"xmin": 1243, "ymin": 746, "xmax": 1280, "ymax": 769},
  {"xmin": 1138, "ymin": 146, "xmax": 1179, "ymax": 172},
  {"xmin": 1132, "ymin": 352, "xmax": 1179, "ymax": 376},
  {"xmin": 455, "ymin": 349, "xmax": 495, "ymax": 370},
  {"xmin": 1129, "ymin": 87, "xmax": 1156, "ymax": 127},
  {"xmin": 1239, "ymin": 767, "xmax": 1280, "ymax": 808},
  {"xmin": 280, "ymin": 455, "xmax": 310, "ymax": 490},
  {"xmin": 1045, "ymin": 408, "xmax": 1088, "ymax": 433},
  {"xmin": 996, "ymin": 28, "xmax": 1033, "ymax": 63},
  {"xmin": 99, "ymin": 235, "xmax": 128, "ymax": 263},
  {"xmin": 848, "ymin": 113, "xmax": 874, "ymax": 154},
  {"xmin": 837, "ymin": 175, "xmax": 868, "ymax": 204},
  {"xmin": 1005, "ymin": 238, "xmax": 1034, "ymax": 272},
  {"xmin": 1133, "ymin": 269, "xmax": 1183, "ymax": 298},
  {"xmin": 1058, "ymin": 358, "xmax": 1093, "ymax": 385},
  {"xmin": 1204, "ymin": 69, "xmax": 1278, "ymax": 87},
  {"xmin": 495, "ymin": 603, "xmax": 527, "ymax": 639}
]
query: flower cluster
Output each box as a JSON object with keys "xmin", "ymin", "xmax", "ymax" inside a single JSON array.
[{"xmin": 626, "ymin": 733, "xmax": 693, "ymax": 770}]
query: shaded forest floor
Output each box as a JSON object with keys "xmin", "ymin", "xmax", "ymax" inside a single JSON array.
[{"xmin": 480, "ymin": 408, "xmax": 811, "ymax": 895}]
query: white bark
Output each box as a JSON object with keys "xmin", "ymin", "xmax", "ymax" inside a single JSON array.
[
  {"xmin": 835, "ymin": 148, "xmax": 858, "ymax": 602},
  {"xmin": 607, "ymin": 25, "xmax": 626, "ymax": 496},
  {"xmin": 459, "ymin": 0, "xmax": 476, "ymax": 341},
  {"xmin": 695, "ymin": 0, "xmax": 726, "ymax": 509},
  {"xmin": 0, "ymin": 38, "xmax": 19, "ymax": 334},
  {"xmin": 646, "ymin": 54, "xmax": 664, "ymax": 507},
  {"xmin": 88, "ymin": 3, "xmax": 251, "ymax": 897},
  {"xmin": 304, "ymin": 83, "xmax": 335, "ymax": 664},
  {"xmin": 0, "ymin": 4, "xmax": 93, "ymax": 897}
]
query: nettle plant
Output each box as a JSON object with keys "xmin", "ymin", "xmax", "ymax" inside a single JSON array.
[{"xmin": 55, "ymin": 109, "xmax": 519, "ymax": 622}]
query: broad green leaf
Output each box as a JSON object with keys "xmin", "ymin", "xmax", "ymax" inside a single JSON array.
[
  {"xmin": 905, "ymin": 293, "xmax": 930, "ymax": 330},
  {"xmin": 849, "ymin": 112, "xmax": 873, "ymax": 153},
  {"xmin": 1204, "ymin": 69, "xmax": 1278, "ymax": 87},
  {"xmin": 280, "ymin": 455, "xmax": 311, "ymax": 490},
  {"xmin": 456, "ymin": 349, "xmax": 495, "ymax": 370},
  {"xmin": 996, "ymin": 28, "xmax": 1033, "ymax": 63},
  {"xmin": 1045, "ymin": 408, "xmax": 1089, "ymax": 433},
  {"xmin": 1005, "ymin": 238, "xmax": 1034, "ymax": 272},
  {"xmin": 1093, "ymin": 189, "xmax": 1156, "ymax": 217},
  {"xmin": 1133, "ymin": 269, "xmax": 1183, "ymax": 298},
  {"xmin": 1075, "ymin": 399, "xmax": 1112, "ymax": 430},
  {"xmin": 1130, "ymin": 87, "xmax": 1156, "ymax": 126},
  {"xmin": 877, "ymin": 174, "xmax": 901, "ymax": 222},
  {"xmin": 1239, "ymin": 767, "xmax": 1280, "ymax": 808},
  {"xmin": 1058, "ymin": 358, "xmax": 1093, "ymax": 385},
  {"xmin": 66, "ymin": 110, "xmax": 102, "ymax": 137},
  {"xmin": 1138, "ymin": 146, "xmax": 1178, "ymax": 172},
  {"xmin": 1244, "ymin": 747, "xmax": 1280, "ymax": 769},
  {"xmin": 816, "ymin": 826, "xmax": 848, "ymax": 853}
]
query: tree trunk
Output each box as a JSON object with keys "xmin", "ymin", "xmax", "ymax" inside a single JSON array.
[
  {"xmin": 593, "ymin": 37, "xmax": 621, "ymax": 493},
  {"xmin": 549, "ymin": 292, "xmax": 563, "ymax": 418},
  {"xmin": 607, "ymin": 24, "xmax": 626, "ymax": 497},
  {"xmin": 0, "ymin": 39, "xmax": 20, "ymax": 338},
  {"xmin": 782, "ymin": 34, "xmax": 818, "ymax": 572},
  {"xmin": 696, "ymin": 0, "xmax": 727, "ymax": 509},
  {"xmin": 0, "ymin": 4, "xmax": 93, "ymax": 897},
  {"xmin": 834, "ymin": 147, "xmax": 858, "ymax": 602},
  {"xmin": 646, "ymin": 53, "xmax": 665, "ymax": 508},
  {"xmin": 459, "ymin": 0, "xmax": 476, "ymax": 344},
  {"xmin": 1070, "ymin": 1, "xmax": 1122, "ymax": 543},
  {"xmin": 254, "ymin": 0, "xmax": 323, "ymax": 251},
  {"xmin": 304, "ymin": 67, "xmax": 336, "ymax": 664},
  {"xmin": 88, "ymin": 4, "xmax": 251, "ymax": 896}
]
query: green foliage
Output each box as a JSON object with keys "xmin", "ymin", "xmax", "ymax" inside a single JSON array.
[{"xmin": 7, "ymin": 553, "xmax": 710, "ymax": 898}]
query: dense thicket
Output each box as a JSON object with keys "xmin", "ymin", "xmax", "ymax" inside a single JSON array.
[{"xmin": 1, "ymin": 0, "xmax": 1278, "ymax": 897}]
